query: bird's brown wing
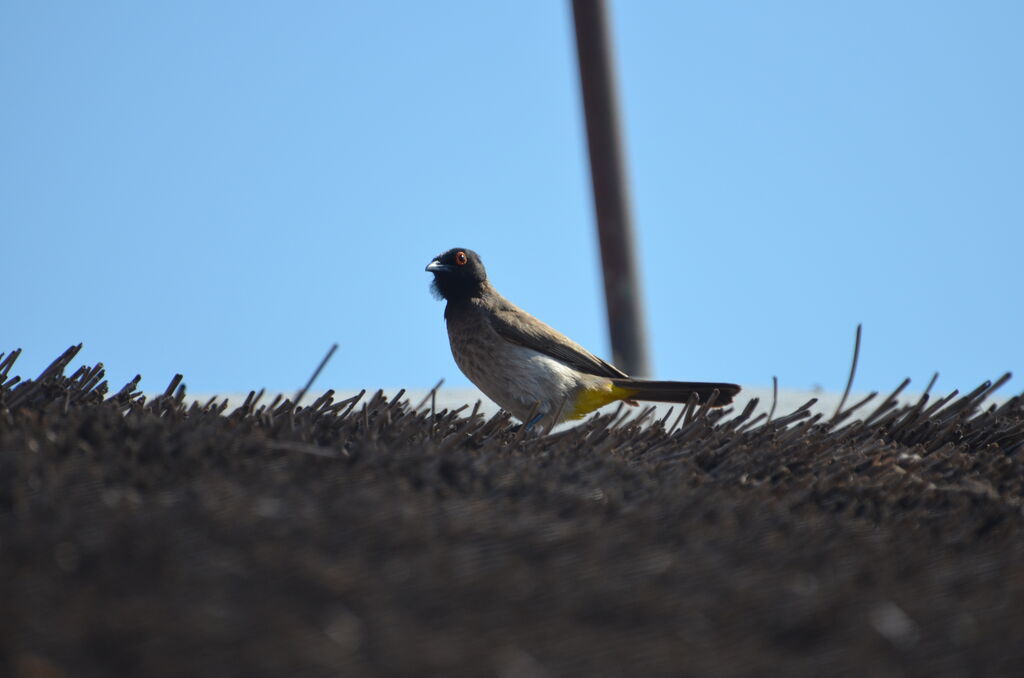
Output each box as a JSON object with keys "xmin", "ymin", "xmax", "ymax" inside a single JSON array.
[{"xmin": 487, "ymin": 297, "xmax": 629, "ymax": 379}]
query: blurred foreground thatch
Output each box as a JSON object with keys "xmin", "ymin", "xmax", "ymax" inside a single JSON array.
[{"xmin": 2, "ymin": 345, "xmax": 1023, "ymax": 677}]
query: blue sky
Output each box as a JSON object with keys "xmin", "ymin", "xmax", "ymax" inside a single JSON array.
[{"xmin": 3, "ymin": 1, "xmax": 1021, "ymax": 398}]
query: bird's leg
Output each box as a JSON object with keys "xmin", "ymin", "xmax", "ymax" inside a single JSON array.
[
  {"xmin": 524, "ymin": 412, "xmax": 544, "ymax": 430},
  {"xmin": 518, "ymin": 400, "xmax": 544, "ymax": 432}
]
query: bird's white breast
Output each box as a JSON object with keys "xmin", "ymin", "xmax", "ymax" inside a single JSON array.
[{"xmin": 450, "ymin": 338, "xmax": 581, "ymax": 421}]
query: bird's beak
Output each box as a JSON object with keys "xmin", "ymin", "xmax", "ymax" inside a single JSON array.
[{"xmin": 425, "ymin": 260, "xmax": 450, "ymax": 273}]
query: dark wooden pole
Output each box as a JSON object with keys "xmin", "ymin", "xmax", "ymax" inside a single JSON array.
[{"xmin": 571, "ymin": 0, "xmax": 650, "ymax": 376}]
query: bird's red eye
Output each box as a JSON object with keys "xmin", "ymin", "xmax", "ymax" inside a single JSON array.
[{"xmin": 455, "ymin": 251, "xmax": 468, "ymax": 266}]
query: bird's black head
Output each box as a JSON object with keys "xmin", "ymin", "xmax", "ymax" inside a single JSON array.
[{"xmin": 426, "ymin": 248, "xmax": 488, "ymax": 301}]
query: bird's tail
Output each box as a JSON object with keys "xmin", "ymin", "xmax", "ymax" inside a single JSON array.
[{"xmin": 609, "ymin": 379, "xmax": 740, "ymax": 407}]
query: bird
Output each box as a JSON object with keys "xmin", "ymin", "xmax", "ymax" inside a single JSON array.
[{"xmin": 426, "ymin": 247, "xmax": 740, "ymax": 429}]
